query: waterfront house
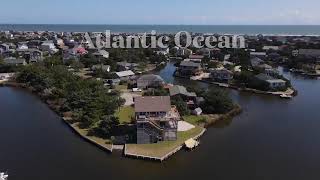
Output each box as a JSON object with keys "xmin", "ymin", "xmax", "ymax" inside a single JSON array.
[
  {"xmin": 134, "ymin": 96, "xmax": 179, "ymax": 144},
  {"xmin": 209, "ymin": 68, "xmax": 234, "ymax": 83},
  {"xmin": 3, "ymin": 57, "xmax": 27, "ymax": 66},
  {"xmin": 137, "ymin": 74, "xmax": 165, "ymax": 89},
  {"xmin": 178, "ymin": 61, "xmax": 202, "ymax": 76},
  {"xmin": 255, "ymin": 73, "xmax": 286, "ymax": 90},
  {"xmin": 169, "ymin": 85, "xmax": 197, "ymax": 101},
  {"xmin": 117, "ymin": 62, "xmax": 138, "ymax": 71},
  {"xmin": 115, "ymin": 70, "xmax": 135, "ymax": 81}
]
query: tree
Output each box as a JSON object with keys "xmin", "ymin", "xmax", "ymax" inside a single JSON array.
[
  {"xmin": 171, "ymin": 96, "xmax": 190, "ymax": 116},
  {"xmin": 89, "ymin": 116, "xmax": 120, "ymax": 138},
  {"xmin": 200, "ymin": 88, "xmax": 234, "ymax": 114}
]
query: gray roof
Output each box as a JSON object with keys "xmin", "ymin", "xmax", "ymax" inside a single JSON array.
[
  {"xmin": 169, "ymin": 85, "xmax": 196, "ymax": 97},
  {"xmin": 255, "ymin": 73, "xmax": 274, "ymax": 81},
  {"xmin": 251, "ymin": 57, "xmax": 264, "ymax": 67},
  {"xmin": 299, "ymin": 49, "xmax": 320, "ymax": 57},
  {"xmin": 91, "ymin": 64, "xmax": 110, "ymax": 71},
  {"xmin": 138, "ymin": 74, "xmax": 164, "ymax": 82},
  {"xmin": 180, "ymin": 61, "xmax": 201, "ymax": 68},
  {"xmin": 4, "ymin": 57, "xmax": 26, "ymax": 65},
  {"xmin": 134, "ymin": 96, "xmax": 171, "ymax": 113},
  {"xmin": 115, "ymin": 70, "xmax": 135, "ymax": 77}
]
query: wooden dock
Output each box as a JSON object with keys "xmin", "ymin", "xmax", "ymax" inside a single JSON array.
[{"xmin": 124, "ymin": 129, "xmax": 206, "ymax": 162}]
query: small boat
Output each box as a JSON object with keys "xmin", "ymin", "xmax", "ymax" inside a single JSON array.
[
  {"xmin": 0, "ymin": 172, "xmax": 8, "ymax": 180},
  {"xmin": 280, "ymin": 94, "xmax": 293, "ymax": 99}
]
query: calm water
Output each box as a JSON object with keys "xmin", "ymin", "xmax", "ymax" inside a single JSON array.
[
  {"xmin": 1, "ymin": 24, "xmax": 320, "ymax": 35},
  {"xmin": 1, "ymin": 63, "xmax": 320, "ymax": 180}
]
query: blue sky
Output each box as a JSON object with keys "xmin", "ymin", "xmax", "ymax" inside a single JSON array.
[{"xmin": 0, "ymin": 0, "xmax": 319, "ymax": 25}]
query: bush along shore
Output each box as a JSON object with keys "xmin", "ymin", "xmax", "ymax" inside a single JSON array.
[{"xmin": 3, "ymin": 65, "xmax": 125, "ymax": 151}]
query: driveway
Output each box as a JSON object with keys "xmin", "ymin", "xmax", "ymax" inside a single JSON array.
[
  {"xmin": 121, "ymin": 92, "xmax": 142, "ymax": 106},
  {"xmin": 178, "ymin": 121, "xmax": 195, "ymax": 132}
]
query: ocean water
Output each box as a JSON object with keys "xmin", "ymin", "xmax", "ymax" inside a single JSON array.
[{"xmin": 0, "ymin": 24, "xmax": 320, "ymax": 35}]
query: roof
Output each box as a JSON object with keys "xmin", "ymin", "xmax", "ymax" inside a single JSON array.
[
  {"xmin": 262, "ymin": 46, "xmax": 279, "ymax": 51},
  {"xmin": 251, "ymin": 57, "xmax": 264, "ymax": 67},
  {"xmin": 169, "ymin": 85, "xmax": 197, "ymax": 97},
  {"xmin": 138, "ymin": 74, "xmax": 164, "ymax": 82},
  {"xmin": 115, "ymin": 70, "xmax": 135, "ymax": 77},
  {"xmin": 4, "ymin": 57, "xmax": 26, "ymax": 64},
  {"xmin": 189, "ymin": 55, "xmax": 204, "ymax": 59},
  {"xmin": 180, "ymin": 61, "xmax": 201, "ymax": 68},
  {"xmin": 255, "ymin": 73, "xmax": 274, "ymax": 81},
  {"xmin": 134, "ymin": 96, "xmax": 171, "ymax": 113},
  {"xmin": 299, "ymin": 49, "xmax": 320, "ymax": 57},
  {"xmin": 250, "ymin": 52, "xmax": 267, "ymax": 56},
  {"xmin": 266, "ymin": 79, "xmax": 286, "ymax": 83}
]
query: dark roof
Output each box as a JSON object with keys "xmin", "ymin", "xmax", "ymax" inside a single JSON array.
[
  {"xmin": 255, "ymin": 73, "xmax": 274, "ymax": 81},
  {"xmin": 137, "ymin": 74, "xmax": 164, "ymax": 82},
  {"xmin": 134, "ymin": 96, "xmax": 171, "ymax": 113},
  {"xmin": 169, "ymin": 85, "xmax": 196, "ymax": 97},
  {"xmin": 180, "ymin": 61, "xmax": 201, "ymax": 68}
]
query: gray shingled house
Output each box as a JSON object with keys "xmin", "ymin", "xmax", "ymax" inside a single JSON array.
[{"xmin": 134, "ymin": 96, "xmax": 180, "ymax": 144}]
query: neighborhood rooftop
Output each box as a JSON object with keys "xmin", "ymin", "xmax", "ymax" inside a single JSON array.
[{"xmin": 134, "ymin": 96, "xmax": 171, "ymax": 113}]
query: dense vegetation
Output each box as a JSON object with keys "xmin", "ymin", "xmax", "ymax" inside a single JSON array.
[{"xmin": 16, "ymin": 65, "xmax": 125, "ymax": 139}]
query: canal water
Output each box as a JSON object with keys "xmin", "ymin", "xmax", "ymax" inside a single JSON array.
[{"xmin": 0, "ymin": 62, "xmax": 319, "ymax": 180}]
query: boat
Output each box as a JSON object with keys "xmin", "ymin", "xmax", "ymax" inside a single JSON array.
[
  {"xmin": 0, "ymin": 172, "xmax": 8, "ymax": 180},
  {"xmin": 280, "ymin": 94, "xmax": 293, "ymax": 99}
]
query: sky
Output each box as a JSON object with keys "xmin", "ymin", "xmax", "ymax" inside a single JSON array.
[{"xmin": 0, "ymin": 0, "xmax": 320, "ymax": 25}]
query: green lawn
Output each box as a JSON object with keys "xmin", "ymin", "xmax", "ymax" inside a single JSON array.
[
  {"xmin": 114, "ymin": 84, "xmax": 128, "ymax": 91},
  {"xmin": 183, "ymin": 115, "xmax": 207, "ymax": 125},
  {"xmin": 125, "ymin": 126, "xmax": 205, "ymax": 158},
  {"xmin": 115, "ymin": 106, "xmax": 135, "ymax": 124}
]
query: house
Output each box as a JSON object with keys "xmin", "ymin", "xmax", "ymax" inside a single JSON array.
[
  {"xmin": 135, "ymin": 96, "xmax": 179, "ymax": 144},
  {"xmin": 176, "ymin": 47, "xmax": 193, "ymax": 57},
  {"xmin": 189, "ymin": 55, "xmax": 204, "ymax": 60},
  {"xmin": 298, "ymin": 49, "xmax": 320, "ymax": 58},
  {"xmin": 137, "ymin": 74, "xmax": 165, "ymax": 89},
  {"xmin": 92, "ymin": 50, "xmax": 109, "ymax": 59},
  {"xmin": 3, "ymin": 57, "xmax": 27, "ymax": 66},
  {"xmin": 117, "ymin": 62, "xmax": 138, "ymax": 71},
  {"xmin": 155, "ymin": 48, "xmax": 170, "ymax": 56},
  {"xmin": 192, "ymin": 108, "xmax": 203, "ymax": 116},
  {"xmin": 263, "ymin": 46, "xmax": 279, "ymax": 51},
  {"xmin": 17, "ymin": 42, "xmax": 29, "ymax": 50},
  {"xmin": 0, "ymin": 43, "xmax": 10, "ymax": 54},
  {"xmin": 91, "ymin": 64, "xmax": 111, "ymax": 72},
  {"xmin": 115, "ymin": 70, "xmax": 135, "ymax": 81},
  {"xmin": 41, "ymin": 41, "xmax": 58, "ymax": 53},
  {"xmin": 169, "ymin": 85, "xmax": 197, "ymax": 101},
  {"xmin": 250, "ymin": 57, "xmax": 265, "ymax": 67},
  {"xmin": 250, "ymin": 52, "xmax": 267, "ymax": 59},
  {"xmin": 209, "ymin": 68, "xmax": 234, "ymax": 83},
  {"xmin": 16, "ymin": 49, "xmax": 43, "ymax": 63},
  {"xmin": 178, "ymin": 61, "xmax": 202, "ymax": 76},
  {"xmin": 255, "ymin": 73, "xmax": 286, "ymax": 90}
]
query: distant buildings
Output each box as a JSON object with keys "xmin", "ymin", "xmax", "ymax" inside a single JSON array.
[
  {"xmin": 255, "ymin": 73, "xmax": 286, "ymax": 90},
  {"xmin": 3, "ymin": 57, "xmax": 27, "ymax": 66}
]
